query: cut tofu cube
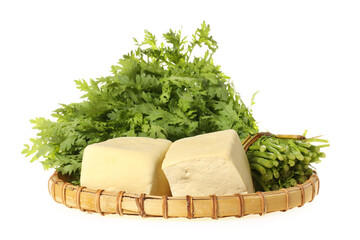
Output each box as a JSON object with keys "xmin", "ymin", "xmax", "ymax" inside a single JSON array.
[
  {"xmin": 80, "ymin": 137, "xmax": 172, "ymax": 196},
  {"xmin": 162, "ymin": 129, "xmax": 254, "ymax": 196}
]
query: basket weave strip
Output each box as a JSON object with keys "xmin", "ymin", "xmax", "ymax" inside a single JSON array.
[
  {"xmin": 61, "ymin": 182, "xmax": 72, "ymax": 207},
  {"xmin": 209, "ymin": 195, "xmax": 219, "ymax": 219},
  {"xmin": 95, "ymin": 189, "xmax": 105, "ymax": 216},
  {"xmin": 116, "ymin": 191, "xmax": 125, "ymax": 216},
  {"xmin": 186, "ymin": 195, "xmax": 194, "ymax": 219},
  {"xmin": 297, "ymin": 184, "xmax": 305, "ymax": 207},
  {"xmin": 162, "ymin": 196, "xmax": 168, "ymax": 219},
  {"xmin": 76, "ymin": 186, "xmax": 86, "ymax": 211},
  {"xmin": 48, "ymin": 172, "xmax": 319, "ymax": 218},
  {"xmin": 135, "ymin": 193, "xmax": 146, "ymax": 217},
  {"xmin": 234, "ymin": 193, "xmax": 245, "ymax": 217},
  {"xmin": 281, "ymin": 188, "xmax": 290, "ymax": 211},
  {"xmin": 256, "ymin": 192, "xmax": 267, "ymax": 216}
]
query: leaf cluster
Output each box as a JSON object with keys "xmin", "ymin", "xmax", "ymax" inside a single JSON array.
[
  {"xmin": 247, "ymin": 135, "xmax": 328, "ymax": 191},
  {"xmin": 22, "ymin": 22, "xmax": 258, "ymax": 182}
]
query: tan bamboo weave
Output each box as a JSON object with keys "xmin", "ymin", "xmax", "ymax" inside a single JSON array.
[{"xmin": 48, "ymin": 133, "xmax": 320, "ymax": 219}]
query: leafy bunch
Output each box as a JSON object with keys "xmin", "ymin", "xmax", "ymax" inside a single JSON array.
[
  {"xmin": 22, "ymin": 22, "xmax": 258, "ymax": 182},
  {"xmin": 247, "ymin": 134, "xmax": 328, "ymax": 191}
]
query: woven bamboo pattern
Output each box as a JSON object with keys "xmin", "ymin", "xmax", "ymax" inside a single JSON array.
[{"xmin": 48, "ymin": 133, "xmax": 320, "ymax": 219}]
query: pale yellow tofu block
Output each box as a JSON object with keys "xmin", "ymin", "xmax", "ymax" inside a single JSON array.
[
  {"xmin": 80, "ymin": 137, "xmax": 172, "ymax": 195},
  {"xmin": 162, "ymin": 129, "xmax": 254, "ymax": 196}
]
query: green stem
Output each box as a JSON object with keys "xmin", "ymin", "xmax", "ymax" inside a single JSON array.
[
  {"xmin": 249, "ymin": 145, "xmax": 267, "ymax": 152},
  {"xmin": 289, "ymin": 178, "xmax": 297, "ymax": 186},
  {"xmin": 288, "ymin": 159, "xmax": 296, "ymax": 167},
  {"xmin": 272, "ymin": 168, "xmax": 280, "ymax": 179},
  {"xmin": 264, "ymin": 139, "xmax": 285, "ymax": 152},
  {"xmin": 271, "ymin": 184, "xmax": 280, "ymax": 191},
  {"xmin": 307, "ymin": 138, "xmax": 329, "ymax": 143},
  {"xmin": 290, "ymin": 146, "xmax": 304, "ymax": 161},
  {"xmin": 250, "ymin": 157, "xmax": 273, "ymax": 168},
  {"xmin": 296, "ymin": 145, "xmax": 309, "ymax": 155},
  {"xmin": 282, "ymin": 164, "xmax": 290, "ymax": 172},
  {"xmin": 252, "ymin": 173, "xmax": 271, "ymax": 192},
  {"xmin": 271, "ymin": 160, "xmax": 279, "ymax": 167},
  {"xmin": 251, "ymin": 151, "xmax": 277, "ymax": 160},
  {"xmin": 305, "ymin": 168, "xmax": 313, "ymax": 176},
  {"xmin": 267, "ymin": 145, "xmax": 284, "ymax": 161},
  {"xmin": 310, "ymin": 145, "xmax": 320, "ymax": 154},
  {"xmin": 295, "ymin": 140, "xmax": 311, "ymax": 148},
  {"xmin": 285, "ymin": 151, "xmax": 296, "ymax": 160},
  {"xmin": 250, "ymin": 163, "xmax": 267, "ymax": 175}
]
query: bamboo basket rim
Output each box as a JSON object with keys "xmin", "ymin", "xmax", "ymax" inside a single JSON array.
[{"xmin": 48, "ymin": 132, "xmax": 320, "ymax": 219}]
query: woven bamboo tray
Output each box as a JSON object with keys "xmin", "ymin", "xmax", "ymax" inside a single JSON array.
[{"xmin": 48, "ymin": 133, "xmax": 320, "ymax": 219}]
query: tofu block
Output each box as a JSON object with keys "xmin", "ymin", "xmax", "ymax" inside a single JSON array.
[
  {"xmin": 80, "ymin": 137, "xmax": 172, "ymax": 196},
  {"xmin": 162, "ymin": 130, "xmax": 254, "ymax": 196}
]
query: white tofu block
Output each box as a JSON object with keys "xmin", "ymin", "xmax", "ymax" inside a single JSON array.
[
  {"xmin": 80, "ymin": 137, "xmax": 172, "ymax": 195},
  {"xmin": 162, "ymin": 130, "xmax": 254, "ymax": 196}
]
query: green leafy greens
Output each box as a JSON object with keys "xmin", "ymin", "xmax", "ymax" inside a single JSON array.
[
  {"xmin": 247, "ymin": 134, "xmax": 329, "ymax": 191},
  {"xmin": 22, "ymin": 22, "xmax": 258, "ymax": 183}
]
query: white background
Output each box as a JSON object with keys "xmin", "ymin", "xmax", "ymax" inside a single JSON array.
[{"xmin": 1, "ymin": 0, "xmax": 359, "ymax": 239}]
